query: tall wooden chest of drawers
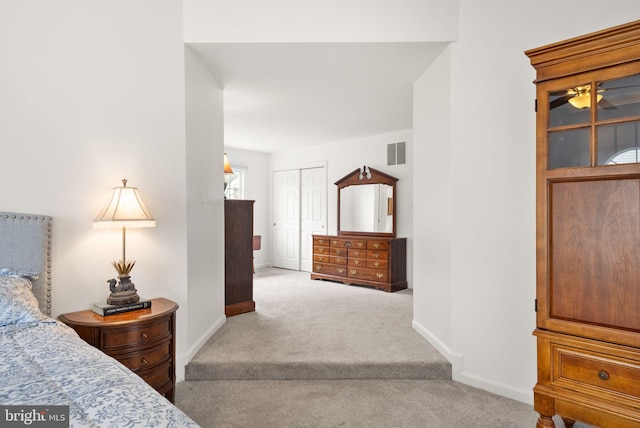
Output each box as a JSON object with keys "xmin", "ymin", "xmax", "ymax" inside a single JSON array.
[
  {"xmin": 311, "ymin": 235, "xmax": 407, "ymax": 292},
  {"xmin": 58, "ymin": 298, "xmax": 178, "ymax": 403}
]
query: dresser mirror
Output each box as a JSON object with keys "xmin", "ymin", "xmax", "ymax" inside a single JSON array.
[{"xmin": 336, "ymin": 166, "xmax": 398, "ymax": 237}]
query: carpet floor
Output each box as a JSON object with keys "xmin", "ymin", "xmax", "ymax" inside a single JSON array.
[{"xmin": 175, "ymin": 268, "xmax": 547, "ymax": 427}]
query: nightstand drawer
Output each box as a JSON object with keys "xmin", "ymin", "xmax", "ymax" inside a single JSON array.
[
  {"xmin": 115, "ymin": 339, "xmax": 172, "ymax": 371},
  {"xmin": 138, "ymin": 359, "xmax": 173, "ymax": 391},
  {"xmin": 555, "ymin": 346, "xmax": 640, "ymax": 398},
  {"xmin": 101, "ymin": 319, "xmax": 171, "ymax": 350}
]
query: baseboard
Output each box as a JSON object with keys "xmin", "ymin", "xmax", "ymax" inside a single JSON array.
[
  {"xmin": 411, "ymin": 320, "xmax": 533, "ymax": 405},
  {"xmin": 176, "ymin": 313, "xmax": 226, "ymax": 381}
]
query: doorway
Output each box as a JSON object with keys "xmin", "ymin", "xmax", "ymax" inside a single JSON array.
[{"xmin": 272, "ymin": 165, "xmax": 326, "ymax": 272}]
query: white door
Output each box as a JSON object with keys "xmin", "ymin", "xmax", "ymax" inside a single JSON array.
[
  {"xmin": 300, "ymin": 167, "xmax": 326, "ymax": 272},
  {"xmin": 272, "ymin": 169, "xmax": 300, "ymax": 270}
]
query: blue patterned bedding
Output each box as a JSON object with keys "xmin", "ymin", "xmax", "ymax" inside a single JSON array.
[{"xmin": 0, "ymin": 275, "xmax": 199, "ymax": 427}]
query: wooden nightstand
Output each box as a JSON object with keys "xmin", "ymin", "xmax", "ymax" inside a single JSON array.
[{"xmin": 58, "ymin": 297, "xmax": 178, "ymax": 403}]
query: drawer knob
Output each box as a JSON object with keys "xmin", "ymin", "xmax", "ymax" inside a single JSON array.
[
  {"xmin": 141, "ymin": 358, "xmax": 148, "ymax": 365},
  {"xmin": 141, "ymin": 332, "xmax": 148, "ymax": 339},
  {"xmin": 598, "ymin": 370, "xmax": 609, "ymax": 381}
]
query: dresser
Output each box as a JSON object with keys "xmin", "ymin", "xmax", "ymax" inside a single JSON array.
[
  {"xmin": 526, "ymin": 21, "xmax": 640, "ymax": 427},
  {"xmin": 225, "ymin": 199, "xmax": 255, "ymax": 316},
  {"xmin": 58, "ymin": 297, "xmax": 178, "ymax": 402},
  {"xmin": 311, "ymin": 234, "xmax": 407, "ymax": 292}
]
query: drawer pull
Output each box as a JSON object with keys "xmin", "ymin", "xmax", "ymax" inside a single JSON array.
[
  {"xmin": 353, "ymin": 250, "xmax": 360, "ymax": 256},
  {"xmin": 141, "ymin": 332, "xmax": 148, "ymax": 339},
  {"xmin": 141, "ymin": 358, "xmax": 148, "ymax": 365},
  {"xmin": 353, "ymin": 260, "xmax": 360, "ymax": 265},
  {"xmin": 357, "ymin": 242, "xmax": 364, "ymax": 248},
  {"xmin": 373, "ymin": 262, "xmax": 380, "ymax": 267},
  {"xmin": 376, "ymin": 273, "xmax": 384, "ymax": 279},
  {"xmin": 331, "ymin": 240, "xmax": 338, "ymax": 246},
  {"xmin": 338, "ymin": 268, "xmax": 345, "ymax": 273},
  {"xmin": 373, "ymin": 252, "xmax": 380, "ymax": 258},
  {"xmin": 373, "ymin": 243, "xmax": 380, "ymax": 249},
  {"xmin": 350, "ymin": 269, "xmax": 357, "ymax": 275},
  {"xmin": 598, "ymin": 370, "xmax": 609, "ymax": 381},
  {"xmin": 315, "ymin": 265, "xmax": 322, "ymax": 271}
]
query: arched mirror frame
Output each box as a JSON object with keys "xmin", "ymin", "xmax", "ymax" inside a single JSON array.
[{"xmin": 336, "ymin": 166, "xmax": 398, "ymax": 237}]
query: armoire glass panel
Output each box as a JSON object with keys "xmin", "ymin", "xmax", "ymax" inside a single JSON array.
[
  {"xmin": 549, "ymin": 87, "xmax": 591, "ymax": 127},
  {"xmin": 597, "ymin": 74, "xmax": 640, "ymax": 121},
  {"xmin": 597, "ymin": 121, "xmax": 640, "ymax": 165},
  {"xmin": 548, "ymin": 128, "xmax": 591, "ymax": 169}
]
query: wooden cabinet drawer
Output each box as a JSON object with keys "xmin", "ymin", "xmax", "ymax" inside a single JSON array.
[
  {"xmin": 314, "ymin": 245, "xmax": 330, "ymax": 254},
  {"xmin": 101, "ymin": 319, "xmax": 171, "ymax": 350},
  {"xmin": 348, "ymin": 257, "xmax": 366, "ymax": 267},
  {"xmin": 348, "ymin": 248, "xmax": 366, "ymax": 258},
  {"xmin": 367, "ymin": 241, "xmax": 388, "ymax": 250},
  {"xmin": 313, "ymin": 254, "xmax": 329, "ymax": 263},
  {"xmin": 313, "ymin": 237, "xmax": 330, "ymax": 246},
  {"xmin": 330, "ymin": 247, "xmax": 347, "ymax": 257},
  {"xmin": 113, "ymin": 339, "xmax": 172, "ymax": 372},
  {"xmin": 330, "ymin": 238, "xmax": 366, "ymax": 249},
  {"xmin": 555, "ymin": 346, "xmax": 640, "ymax": 398},
  {"xmin": 367, "ymin": 250, "xmax": 388, "ymax": 260},
  {"xmin": 347, "ymin": 266, "xmax": 388, "ymax": 282},
  {"xmin": 313, "ymin": 263, "xmax": 347, "ymax": 277},
  {"xmin": 367, "ymin": 259, "xmax": 388, "ymax": 270},
  {"xmin": 138, "ymin": 359, "xmax": 173, "ymax": 391},
  {"xmin": 329, "ymin": 255, "xmax": 347, "ymax": 265}
]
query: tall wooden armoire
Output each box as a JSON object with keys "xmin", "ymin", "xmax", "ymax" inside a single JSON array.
[
  {"xmin": 526, "ymin": 21, "xmax": 640, "ymax": 427},
  {"xmin": 224, "ymin": 199, "xmax": 255, "ymax": 317}
]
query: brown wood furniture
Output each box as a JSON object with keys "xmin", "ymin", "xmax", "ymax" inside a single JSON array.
[
  {"xmin": 526, "ymin": 20, "xmax": 640, "ymax": 428},
  {"xmin": 311, "ymin": 166, "xmax": 407, "ymax": 292},
  {"xmin": 225, "ymin": 199, "xmax": 255, "ymax": 316},
  {"xmin": 311, "ymin": 234, "xmax": 407, "ymax": 292},
  {"xmin": 58, "ymin": 297, "xmax": 178, "ymax": 403}
]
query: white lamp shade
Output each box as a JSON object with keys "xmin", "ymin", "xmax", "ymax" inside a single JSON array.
[{"xmin": 94, "ymin": 180, "xmax": 156, "ymax": 229}]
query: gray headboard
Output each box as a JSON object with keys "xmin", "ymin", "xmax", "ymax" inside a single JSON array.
[{"xmin": 0, "ymin": 212, "xmax": 53, "ymax": 316}]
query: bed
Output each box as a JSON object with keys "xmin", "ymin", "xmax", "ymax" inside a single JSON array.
[{"xmin": 0, "ymin": 212, "xmax": 199, "ymax": 427}]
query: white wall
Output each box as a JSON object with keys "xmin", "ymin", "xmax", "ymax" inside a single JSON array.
[
  {"xmin": 184, "ymin": 0, "xmax": 458, "ymax": 43},
  {"xmin": 222, "ymin": 148, "xmax": 271, "ymax": 269},
  {"xmin": 183, "ymin": 46, "xmax": 227, "ymax": 378},
  {"xmin": 0, "ymin": 0, "xmax": 191, "ymax": 361},
  {"xmin": 270, "ymin": 130, "xmax": 414, "ymax": 286},
  {"xmin": 413, "ymin": 0, "xmax": 640, "ymax": 404}
]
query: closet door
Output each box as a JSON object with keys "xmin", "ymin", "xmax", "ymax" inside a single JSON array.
[
  {"xmin": 273, "ymin": 169, "xmax": 300, "ymax": 270},
  {"xmin": 300, "ymin": 167, "xmax": 326, "ymax": 272},
  {"xmin": 272, "ymin": 166, "xmax": 326, "ymax": 271}
]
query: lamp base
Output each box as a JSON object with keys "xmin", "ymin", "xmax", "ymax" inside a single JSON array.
[{"xmin": 106, "ymin": 276, "xmax": 140, "ymax": 305}]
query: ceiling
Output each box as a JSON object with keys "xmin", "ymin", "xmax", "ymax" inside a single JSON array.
[{"xmin": 188, "ymin": 42, "xmax": 448, "ymax": 153}]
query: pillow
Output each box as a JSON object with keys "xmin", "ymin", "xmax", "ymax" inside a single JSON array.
[
  {"xmin": 0, "ymin": 275, "xmax": 47, "ymax": 326},
  {"xmin": 0, "ymin": 268, "xmax": 40, "ymax": 286}
]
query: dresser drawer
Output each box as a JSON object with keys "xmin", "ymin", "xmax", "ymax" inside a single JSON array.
[
  {"xmin": 114, "ymin": 339, "xmax": 172, "ymax": 371},
  {"xmin": 367, "ymin": 259, "xmax": 388, "ymax": 270},
  {"xmin": 313, "ymin": 263, "xmax": 347, "ymax": 277},
  {"xmin": 367, "ymin": 240, "xmax": 388, "ymax": 250},
  {"xmin": 138, "ymin": 359, "xmax": 173, "ymax": 391},
  {"xmin": 100, "ymin": 319, "xmax": 171, "ymax": 350},
  {"xmin": 329, "ymin": 255, "xmax": 347, "ymax": 265},
  {"xmin": 347, "ymin": 266, "xmax": 388, "ymax": 282},
  {"xmin": 331, "ymin": 238, "xmax": 366, "ymax": 249},
  {"xmin": 348, "ymin": 248, "xmax": 366, "ymax": 258},
  {"xmin": 313, "ymin": 237, "xmax": 330, "ymax": 246},
  {"xmin": 330, "ymin": 247, "xmax": 348, "ymax": 257},
  {"xmin": 367, "ymin": 250, "xmax": 388, "ymax": 260},
  {"xmin": 348, "ymin": 257, "xmax": 366, "ymax": 267},
  {"xmin": 554, "ymin": 345, "xmax": 640, "ymax": 399},
  {"xmin": 313, "ymin": 245, "xmax": 330, "ymax": 255},
  {"xmin": 313, "ymin": 254, "xmax": 330, "ymax": 263}
]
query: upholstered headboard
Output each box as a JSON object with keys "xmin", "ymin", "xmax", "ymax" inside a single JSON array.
[{"xmin": 0, "ymin": 212, "xmax": 53, "ymax": 316}]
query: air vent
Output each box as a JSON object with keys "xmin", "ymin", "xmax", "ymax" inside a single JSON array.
[{"xmin": 387, "ymin": 142, "xmax": 406, "ymax": 165}]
